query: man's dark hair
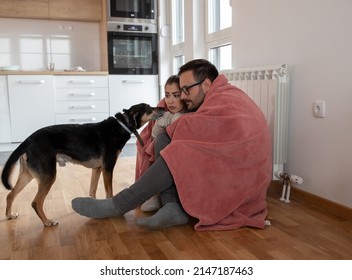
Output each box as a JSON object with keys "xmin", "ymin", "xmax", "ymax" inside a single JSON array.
[{"xmin": 178, "ymin": 59, "xmax": 219, "ymax": 82}]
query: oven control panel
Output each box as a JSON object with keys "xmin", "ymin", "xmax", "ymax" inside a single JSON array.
[{"xmin": 108, "ymin": 22, "xmax": 157, "ymax": 33}]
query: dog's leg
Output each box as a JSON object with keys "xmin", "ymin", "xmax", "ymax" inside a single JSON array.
[
  {"xmin": 6, "ymin": 162, "xmax": 33, "ymax": 220},
  {"xmin": 102, "ymin": 170, "xmax": 113, "ymax": 198},
  {"xmin": 89, "ymin": 167, "xmax": 101, "ymax": 198},
  {"xmin": 32, "ymin": 178, "xmax": 58, "ymax": 227}
]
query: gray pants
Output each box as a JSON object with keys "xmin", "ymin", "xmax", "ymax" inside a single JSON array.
[{"xmin": 112, "ymin": 132, "xmax": 179, "ymax": 214}]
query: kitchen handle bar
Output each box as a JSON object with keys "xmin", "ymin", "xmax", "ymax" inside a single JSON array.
[
  {"xmin": 17, "ymin": 79, "xmax": 45, "ymax": 84},
  {"xmin": 69, "ymin": 92, "xmax": 96, "ymax": 97},
  {"xmin": 68, "ymin": 80, "xmax": 95, "ymax": 84},
  {"xmin": 69, "ymin": 105, "xmax": 96, "ymax": 109},
  {"xmin": 122, "ymin": 80, "xmax": 145, "ymax": 84},
  {"xmin": 69, "ymin": 117, "xmax": 97, "ymax": 122}
]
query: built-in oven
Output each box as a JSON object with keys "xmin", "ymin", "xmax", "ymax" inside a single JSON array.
[
  {"xmin": 107, "ymin": 0, "xmax": 157, "ymax": 24},
  {"xmin": 107, "ymin": 22, "xmax": 158, "ymax": 75}
]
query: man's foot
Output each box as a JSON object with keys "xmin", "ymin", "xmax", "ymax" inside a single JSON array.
[
  {"xmin": 136, "ymin": 202, "xmax": 189, "ymax": 229},
  {"xmin": 71, "ymin": 197, "xmax": 120, "ymax": 219},
  {"xmin": 141, "ymin": 195, "xmax": 162, "ymax": 212}
]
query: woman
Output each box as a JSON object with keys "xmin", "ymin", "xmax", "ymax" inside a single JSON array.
[{"xmin": 135, "ymin": 75, "xmax": 187, "ymax": 211}]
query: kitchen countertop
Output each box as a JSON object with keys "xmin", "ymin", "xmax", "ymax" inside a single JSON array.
[{"xmin": 0, "ymin": 70, "xmax": 109, "ymax": 75}]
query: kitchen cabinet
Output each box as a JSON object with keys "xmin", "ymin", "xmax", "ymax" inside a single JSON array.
[
  {"xmin": 0, "ymin": 0, "xmax": 49, "ymax": 19},
  {"xmin": 108, "ymin": 75, "xmax": 159, "ymax": 144},
  {"xmin": 54, "ymin": 76, "xmax": 109, "ymax": 124},
  {"xmin": 8, "ymin": 75, "xmax": 55, "ymax": 142},
  {"xmin": 49, "ymin": 0, "xmax": 102, "ymax": 21},
  {"xmin": 0, "ymin": 0, "xmax": 102, "ymax": 21},
  {"xmin": 0, "ymin": 76, "xmax": 12, "ymax": 143},
  {"xmin": 108, "ymin": 75, "xmax": 160, "ymax": 115}
]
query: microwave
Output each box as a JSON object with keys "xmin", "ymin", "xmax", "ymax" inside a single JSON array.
[{"xmin": 107, "ymin": 0, "xmax": 157, "ymax": 24}]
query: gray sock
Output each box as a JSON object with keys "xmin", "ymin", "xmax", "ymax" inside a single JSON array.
[
  {"xmin": 136, "ymin": 202, "xmax": 189, "ymax": 229},
  {"xmin": 141, "ymin": 195, "xmax": 162, "ymax": 212},
  {"xmin": 71, "ymin": 197, "xmax": 120, "ymax": 219}
]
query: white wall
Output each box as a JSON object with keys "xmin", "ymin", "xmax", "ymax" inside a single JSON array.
[{"xmin": 232, "ymin": 0, "xmax": 352, "ymax": 207}]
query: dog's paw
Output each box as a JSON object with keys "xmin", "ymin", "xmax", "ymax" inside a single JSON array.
[
  {"xmin": 44, "ymin": 220, "xmax": 59, "ymax": 227},
  {"xmin": 7, "ymin": 212, "xmax": 19, "ymax": 220}
]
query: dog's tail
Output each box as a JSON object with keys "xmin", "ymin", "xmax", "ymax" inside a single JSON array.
[{"xmin": 1, "ymin": 141, "xmax": 28, "ymax": 190}]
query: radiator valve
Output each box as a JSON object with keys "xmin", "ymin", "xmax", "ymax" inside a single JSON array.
[{"xmin": 275, "ymin": 171, "xmax": 303, "ymax": 203}]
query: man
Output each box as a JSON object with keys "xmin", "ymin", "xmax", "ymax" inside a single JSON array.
[{"xmin": 72, "ymin": 59, "xmax": 272, "ymax": 231}]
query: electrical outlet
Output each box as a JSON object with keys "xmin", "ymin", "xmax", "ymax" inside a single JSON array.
[{"xmin": 313, "ymin": 101, "xmax": 326, "ymax": 118}]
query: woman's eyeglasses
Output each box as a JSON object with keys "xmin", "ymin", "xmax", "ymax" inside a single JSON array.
[{"xmin": 180, "ymin": 79, "xmax": 205, "ymax": 95}]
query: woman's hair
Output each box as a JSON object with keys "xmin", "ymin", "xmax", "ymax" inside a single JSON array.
[
  {"xmin": 178, "ymin": 59, "xmax": 219, "ymax": 82},
  {"xmin": 164, "ymin": 75, "xmax": 180, "ymax": 87},
  {"xmin": 164, "ymin": 74, "xmax": 187, "ymax": 112}
]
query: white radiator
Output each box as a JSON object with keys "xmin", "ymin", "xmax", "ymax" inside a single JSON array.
[{"xmin": 221, "ymin": 64, "xmax": 289, "ymax": 178}]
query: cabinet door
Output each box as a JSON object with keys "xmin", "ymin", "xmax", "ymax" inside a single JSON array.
[
  {"xmin": 0, "ymin": 0, "xmax": 49, "ymax": 19},
  {"xmin": 108, "ymin": 75, "xmax": 160, "ymax": 115},
  {"xmin": 48, "ymin": 0, "xmax": 102, "ymax": 21},
  {"xmin": 0, "ymin": 76, "xmax": 12, "ymax": 143},
  {"xmin": 8, "ymin": 76, "xmax": 55, "ymax": 142}
]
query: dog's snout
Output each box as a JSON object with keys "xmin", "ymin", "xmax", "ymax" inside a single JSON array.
[{"xmin": 151, "ymin": 107, "xmax": 165, "ymax": 120}]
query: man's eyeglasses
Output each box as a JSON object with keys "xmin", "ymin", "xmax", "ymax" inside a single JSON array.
[{"xmin": 180, "ymin": 79, "xmax": 205, "ymax": 95}]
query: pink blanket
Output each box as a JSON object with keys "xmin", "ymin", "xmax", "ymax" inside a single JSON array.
[
  {"xmin": 161, "ymin": 74, "xmax": 272, "ymax": 231},
  {"xmin": 135, "ymin": 99, "xmax": 167, "ymax": 180}
]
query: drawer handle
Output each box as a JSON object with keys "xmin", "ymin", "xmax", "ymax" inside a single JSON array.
[
  {"xmin": 68, "ymin": 80, "xmax": 95, "ymax": 84},
  {"xmin": 69, "ymin": 105, "xmax": 96, "ymax": 109},
  {"xmin": 17, "ymin": 79, "xmax": 45, "ymax": 84},
  {"xmin": 122, "ymin": 79, "xmax": 145, "ymax": 84},
  {"xmin": 69, "ymin": 92, "xmax": 96, "ymax": 97},
  {"xmin": 69, "ymin": 117, "xmax": 97, "ymax": 122}
]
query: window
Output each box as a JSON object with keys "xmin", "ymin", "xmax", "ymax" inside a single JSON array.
[
  {"xmin": 172, "ymin": 0, "xmax": 184, "ymax": 45},
  {"xmin": 208, "ymin": 0, "xmax": 232, "ymax": 34},
  {"xmin": 209, "ymin": 44, "xmax": 232, "ymax": 71},
  {"xmin": 173, "ymin": 54, "xmax": 185, "ymax": 73},
  {"xmin": 206, "ymin": 0, "xmax": 232, "ymax": 70},
  {"xmin": 167, "ymin": 0, "xmax": 232, "ymax": 74},
  {"xmin": 170, "ymin": 0, "xmax": 185, "ymax": 73}
]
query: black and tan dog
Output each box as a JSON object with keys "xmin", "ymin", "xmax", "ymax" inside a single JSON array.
[{"xmin": 1, "ymin": 103, "xmax": 161, "ymax": 227}]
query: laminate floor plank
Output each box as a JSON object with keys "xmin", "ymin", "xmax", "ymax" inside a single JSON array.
[{"xmin": 1, "ymin": 157, "xmax": 352, "ymax": 260}]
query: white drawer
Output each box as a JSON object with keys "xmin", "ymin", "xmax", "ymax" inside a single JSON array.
[
  {"xmin": 8, "ymin": 75, "xmax": 54, "ymax": 88},
  {"xmin": 55, "ymin": 100, "xmax": 109, "ymax": 113},
  {"xmin": 54, "ymin": 76, "xmax": 108, "ymax": 88},
  {"xmin": 55, "ymin": 113, "xmax": 109, "ymax": 124},
  {"xmin": 55, "ymin": 88, "xmax": 109, "ymax": 101}
]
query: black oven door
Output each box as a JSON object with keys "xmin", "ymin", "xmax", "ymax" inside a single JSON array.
[
  {"xmin": 108, "ymin": 31, "xmax": 158, "ymax": 75},
  {"xmin": 109, "ymin": 0, "xmax": 155, "ymax": 20}
]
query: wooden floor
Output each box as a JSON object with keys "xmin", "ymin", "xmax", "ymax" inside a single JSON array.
[{"xmin": 1, "ymin": 157, "xmax": 352, "ymax": 260}]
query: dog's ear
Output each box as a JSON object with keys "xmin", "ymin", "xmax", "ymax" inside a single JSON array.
[
  {"xmin": 123, "ymin": 109, "xmax": 128, "ymax": 113},
  {"xmin": 130, "ymin": 111, "xmax": 139, "ymax": 130}
]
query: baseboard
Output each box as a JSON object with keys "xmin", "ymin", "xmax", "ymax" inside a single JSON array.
[{"xmin": 268, "ymin": 180, "xmax": 352, "ymax": 221}]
